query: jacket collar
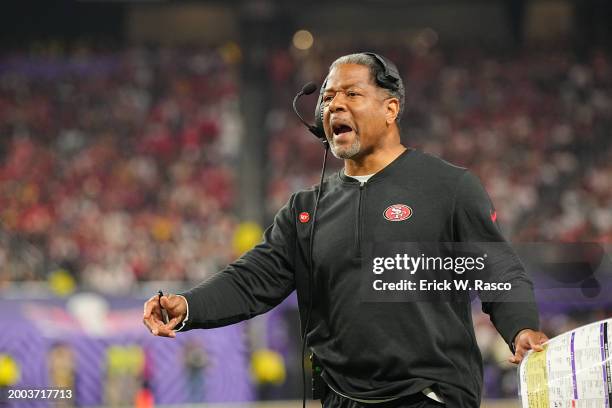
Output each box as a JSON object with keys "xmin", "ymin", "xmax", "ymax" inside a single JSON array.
[{"xmin": 338, "ymin": 147, "xmax": 415, "ymax": 184}]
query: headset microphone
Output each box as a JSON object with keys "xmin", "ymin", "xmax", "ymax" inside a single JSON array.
[
  {"xmin": 292, "ymin": 82, "xmax": 328, "ymax": 145},
  {"xmin": 301, "ymin": 82, "xmax": 318, "ymax": 95}
]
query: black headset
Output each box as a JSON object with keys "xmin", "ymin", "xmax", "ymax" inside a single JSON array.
[{"xmin": 311, "ymin": 52, "xmax": 403, "ymax": 142}]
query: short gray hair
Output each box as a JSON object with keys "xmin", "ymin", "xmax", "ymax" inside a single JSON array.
[{"xmin": 329, "ymin": 53, "xmax": 405, "ymax": 123}]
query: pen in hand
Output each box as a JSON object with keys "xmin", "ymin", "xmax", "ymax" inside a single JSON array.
[{"xmin": 158, "ymin": 290, "xmax": 170, "ymax": 324}]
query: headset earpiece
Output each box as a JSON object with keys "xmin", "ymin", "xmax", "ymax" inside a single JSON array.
[
  {"xmin": 313, "ymin": 77, "xmax": 328, "ymax": 142},
  {"xmin": 363, "ymin": 52, "xmax": 401, "ymax": 92}
]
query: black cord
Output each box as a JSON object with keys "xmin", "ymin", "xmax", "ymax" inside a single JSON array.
[{"xmin": 301, "ymin": 143, "xmax": 329, "ymax": 408}]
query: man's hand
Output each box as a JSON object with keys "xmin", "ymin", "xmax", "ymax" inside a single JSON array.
[
  {"xmin": 143, "ymin": 293, "xmax": 187, "ymax": 338},
  {"xmin": 509, "ymin": 329, "xmax": 549, "ymax": 364}
]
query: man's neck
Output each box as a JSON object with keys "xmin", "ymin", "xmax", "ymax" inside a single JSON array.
[{"xmin": 344, "ymin": 144, "xmax": 407, "ymax": 176}]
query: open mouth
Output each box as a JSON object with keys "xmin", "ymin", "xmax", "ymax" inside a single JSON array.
[{"xmin": 332, "ymin": 123, "xmax": 354, "ymax": 139}]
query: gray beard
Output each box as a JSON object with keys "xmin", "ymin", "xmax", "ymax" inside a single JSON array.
[{"xmin": 329, "ymin": 136, "xmax": 361, "ymax": 159}]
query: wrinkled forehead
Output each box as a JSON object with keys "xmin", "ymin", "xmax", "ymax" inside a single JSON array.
[{"xmin": 323, "ymin": 63, "xmax": 375, "ymax": 92}]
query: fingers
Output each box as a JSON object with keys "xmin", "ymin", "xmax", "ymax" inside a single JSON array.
[
  {"xmin": 155, "ymin": 325, "xmax": 177, "ymax": 338},
  {"xmin": 160, "ymin": 295, "xmax": 173, "ymax": 310},
  {"xmin": 142, "ymin": 295, "xmax": 176, "ymax": 338},
  {"xmin": 509, "ymin": 331, "xmax": 549, "ymax": 364},
  {"xmin": 536, "ymin": 335, "xmax": 549, "ymax": 351},
  {"xmin": 527, "ymin": 332, "xmax": 549, "ymax": 351},
  {"xmin": 508, "ymin": 348, "xmax": 525, "ymax": 364},
  {"xmin": 529, "ymin": 337, "xmax": 544, "ymax": 352},
  {"xmin": 143, "ymin": 295, "xmax": 159, "ymax": 319},
  {"xmin": 160, "ymin": 295, "xmax": 187, "ymax": 326},
  {"xmin": 161, "ymin": 294, "xmax": 186, "ymax": 315},
  {"xmin": 165, "ymin": 315, "xmax": 182, "ymax": 331},
  {"xmin": 143, "ymin": 314, "xmax": 164, "ymax": 336}
]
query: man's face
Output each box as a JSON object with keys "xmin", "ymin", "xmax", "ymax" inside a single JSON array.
[{"xmin": 322, "ymin": 63, "xmax": 394, "ymax": 160}]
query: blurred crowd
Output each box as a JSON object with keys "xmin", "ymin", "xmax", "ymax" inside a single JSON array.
[
  {"xmin": 0, "ymin": 49, "xmax": 241, "ymax": 292},
  {"xmin": 1, "ymin": 46, "xmax": 611, "ymax": 289}
]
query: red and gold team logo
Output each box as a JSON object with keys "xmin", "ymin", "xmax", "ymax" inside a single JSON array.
[
  {"xmin": 383, "ymin": 204, "xmax": 412, "ymax": 222},
  {"xmin": 299, "ymin": 212, "xmax": 310, "ymax": 223}
]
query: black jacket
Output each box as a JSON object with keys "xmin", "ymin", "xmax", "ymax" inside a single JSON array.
[{"xmin": 179, "ymin": 148, "xmax": 539, "ymax": 407}]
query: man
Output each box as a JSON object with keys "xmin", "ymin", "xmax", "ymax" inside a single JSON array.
[{"xmin": 143, "ymin": 53, "xmax": 548, "ymax": 407}]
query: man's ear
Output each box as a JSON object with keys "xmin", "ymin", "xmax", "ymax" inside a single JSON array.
[{"xmin": 385, "ymin": 98, "xmax": 400, "ymax": 125}]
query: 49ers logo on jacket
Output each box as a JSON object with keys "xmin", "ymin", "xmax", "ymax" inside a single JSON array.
[{"xmin": 383, "ymin": 204, "xmax": 413, "ymax": 222}]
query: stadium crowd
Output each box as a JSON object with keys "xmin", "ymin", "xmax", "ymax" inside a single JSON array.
[
  {"xmin": 2, "ymin": 46, "xmax": 611, "ymax": 284},
  {"xmin": 0, "ymin": 48, "xmax": 241, "ymax": 291}
]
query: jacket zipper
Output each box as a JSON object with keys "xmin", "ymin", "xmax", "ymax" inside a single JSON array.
[{"xmin": 356, "ymin": 183, "xmax": 365, "ymax": 257}]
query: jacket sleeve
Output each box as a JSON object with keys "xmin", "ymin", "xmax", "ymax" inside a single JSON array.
[
  {"xmin": 177, "ymin": 194, "xmax": 297, "ymax": 330},
  {"xmin": 453, "ymin": 171, "xmax": 539, "ymax": 350}
]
